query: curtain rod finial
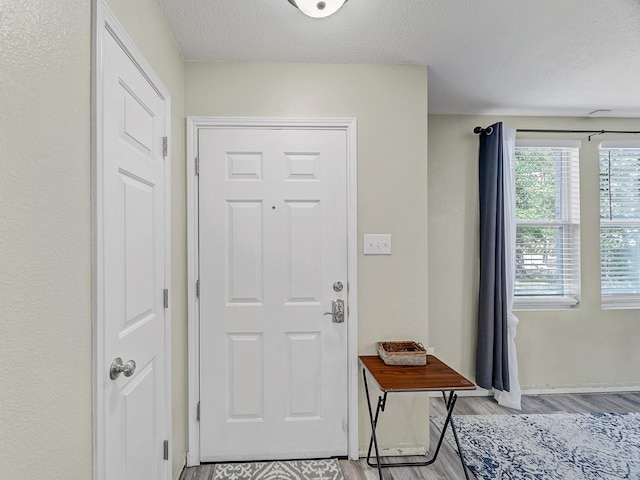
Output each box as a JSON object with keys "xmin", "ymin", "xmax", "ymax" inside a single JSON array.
[{"xmin": 474, "ymin": 126, "xmax": 494, "ymax": 135}]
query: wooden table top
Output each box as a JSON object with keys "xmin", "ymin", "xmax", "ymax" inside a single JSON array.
[{"xmin": 359, "ymin": 355, "xmax": 476, "ymax": 393}]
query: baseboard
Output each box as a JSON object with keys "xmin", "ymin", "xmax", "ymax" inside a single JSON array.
[
  {"xmin": 357, "ymin": 445, "xmax": 427, "ymax": 458},
  {"xmin": 430, "ymin": 384, "xmax": 640, "ymax": 397},
  {"xmin": 520, "ymin": 384, "xmax": 640, "ymax": 395}
]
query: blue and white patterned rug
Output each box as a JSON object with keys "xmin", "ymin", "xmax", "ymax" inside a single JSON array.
[
  {"xmin": 212, "ymin": 459, "xmax": 343, "ymax": 480},
  {"xmin": 435, "ymin": 412, "xmax": 640, "ymax": 479}
]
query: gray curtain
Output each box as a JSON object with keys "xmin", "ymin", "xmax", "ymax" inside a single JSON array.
[{"xmin": 476, "ymin": 122, "xmax": 510, "ymax": 392}]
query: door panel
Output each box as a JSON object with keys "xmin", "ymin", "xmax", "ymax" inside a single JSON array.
[
  {"xmin": 227, "ymin": 200, "xmax": 263, "ymax": 303},
  {"xmin": 286, "ymin": 332, "xmax": 321, "ymax": 419},
  {"xmin": 228, "ymin": 333, "xmax": 264, "ymax": 420},
  {"xmin": 199, "ymin": 128, "xmax": 348, "ymax": 461},
  {"xmin": 287, "ymin": 201, "xmax": 321, "ymax": 302},
  {"xmin": 101, "ymin": 26, "xmax": 168, "ymax": 480}
]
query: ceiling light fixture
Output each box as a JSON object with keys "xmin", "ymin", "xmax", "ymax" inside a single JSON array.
[{"xmin": 287, "ymin": 0, "xmax": 348, "ymax": 18}]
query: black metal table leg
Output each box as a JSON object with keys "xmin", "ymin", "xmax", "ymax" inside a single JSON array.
[
  {"xmin": 441, "ymin": 392, "xmax": 471, "ymax": 480},
  {"xmin": 363, "ymin": 367, "xmax": 384, "ymax": 480},
  {"xmin": 362, "ymin": 367, "xmax": 471, "ymax": 480}
]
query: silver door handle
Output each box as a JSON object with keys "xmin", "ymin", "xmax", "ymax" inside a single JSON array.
[
  {"xmin": 323, "ymin": 299, "xmax": 345, "ymax": 323},
  {"xmin": 110, "ymin": 357, "xmax": 137, "ymax": 380}
]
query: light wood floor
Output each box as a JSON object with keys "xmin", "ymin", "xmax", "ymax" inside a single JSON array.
[{"xmin": 181, "ymin": 392, "xmax": 640, "ymax": 480}]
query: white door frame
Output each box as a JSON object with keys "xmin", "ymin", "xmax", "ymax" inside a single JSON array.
[
  {"xmin": 186, "ymin": 117, "xmax": 358, "ymax": 464},
  {"xmin": 92, "ymin": 2, "xmax": 172, "ymax": 479}
]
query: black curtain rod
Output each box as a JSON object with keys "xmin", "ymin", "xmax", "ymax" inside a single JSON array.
[{"xmin": 473, "ymin": 126, "xmax": 640, "ymax": 141}]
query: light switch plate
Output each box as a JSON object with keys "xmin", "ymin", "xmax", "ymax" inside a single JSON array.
[{"xmin": 364, "ymin": 234, "xmax": 392, "ymax": 255}]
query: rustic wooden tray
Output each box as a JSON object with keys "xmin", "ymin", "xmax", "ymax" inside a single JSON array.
[{"xmin": 376, "ymin": 341, "xmax": 427, "ymax": 366}]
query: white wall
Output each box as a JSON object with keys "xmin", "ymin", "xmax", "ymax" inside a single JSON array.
[
  {"xmin": 0, "ymin": 0, "xmax": 187, "ymax": 478},
  {"xmin": 11, "ymin": 1, "xmax": 634, "ymax": 472},
  {"xmin": 0, "ymin": 1, "xmax": 428, "ymax": 472},
  {"xmin": 429, "ymin": 114, "xmax": 640, "ymax": 390},
  {"xmin": 0, "ymin": 0, "xmax": 92, "ymax": 478},
  {"xmin": 185, "ymin": 62, "xmax": 430, "ymax": 453}
]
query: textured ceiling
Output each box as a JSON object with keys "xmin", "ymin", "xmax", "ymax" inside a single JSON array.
[{"xmin": 156, "ymin": 0, "xmax": 640, "ymax": 117}]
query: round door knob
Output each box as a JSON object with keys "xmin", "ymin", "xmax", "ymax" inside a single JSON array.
[{"xmin": 110, "ymin": 357, "xmax": 137, "ymax": 380}]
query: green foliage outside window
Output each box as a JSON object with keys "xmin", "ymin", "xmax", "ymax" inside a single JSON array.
[
  {"xmin": 600, "ymin": 149, "xmax": 640, "ymax": 296},
  {"xmin": 515, "ymin": 148, "xmax": 558, "ymax": 221},
  {"xmin": 514, "ymin": 147, "xmax": 577, "ymax": 298}
]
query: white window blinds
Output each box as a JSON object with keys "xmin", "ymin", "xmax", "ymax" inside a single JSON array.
[
  {"xmin": 600, "ymin": 143, "xmax": 640, "ymax": 308},
  {"xmin": 514, "ymin": 142, "xmax": 581, "ymax": 308}
]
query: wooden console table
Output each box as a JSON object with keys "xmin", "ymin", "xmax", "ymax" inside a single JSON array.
[{"xmin": 360, "ymin": 355, "xmax": 476, "ymax": 480}]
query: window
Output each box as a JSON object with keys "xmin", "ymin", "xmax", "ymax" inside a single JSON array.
[
  {"xmin": 599, "ymin": 143, "xmax": 640, "ymax": 308},
  {"xmin": 514, "ymin": 141, "xmax": 581, "ymax": 309}
]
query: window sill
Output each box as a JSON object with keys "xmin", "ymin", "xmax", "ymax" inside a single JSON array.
[
  {"xmin": 601, "ymin": 295, "xmax": 640, "ymax": 310},
  {"xmin": 514, "ymin": 296, "xmax": 580, "ymax": 310}
]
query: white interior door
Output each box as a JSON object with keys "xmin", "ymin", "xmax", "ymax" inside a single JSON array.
[
  {"xmin": 95, "ymin": 4, "xmax": 171, "ymax": 479},
  {"xmin": 198, "ymin": 127, "xmax": 349, "ymax": 461}
]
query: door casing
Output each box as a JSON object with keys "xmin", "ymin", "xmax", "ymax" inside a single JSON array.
[
  {"xmin": 92, "ymin": 2, "xmax": 172, "ymax": 479},
  {"xmin": 186, "ymin": 117, "xmax": 358, "ymax": 465}
]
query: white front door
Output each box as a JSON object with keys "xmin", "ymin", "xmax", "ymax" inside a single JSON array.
[
  {"xmin": 198, "ymin": 127, "xmax": 349, "ymax": 461},
  {"xmin": 95, "ymin": 4, "xmax": 171, "ymax": 480}
]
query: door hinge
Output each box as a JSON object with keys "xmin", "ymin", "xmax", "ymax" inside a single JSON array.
[
  {"xmin": 162, "ymin": 136, "xmax": 168, "ymax": 157},
  {"xmin": 196, "ymin": 279, "xmax": 200, "ymax": 298},
  {"xmin": 195, "ymin": 156, "xmax": 199, "ymax": 176},
  {"xmin": 196, "ymin": 401, "xmax": 201, "ymax": 422},
  {"xmin": 163, "ymin": 288, "xmax": 169, "ymax": 308},
  {"xmin": 163, "ymin": 440, "xmax": 169, "ymax": 460}
]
